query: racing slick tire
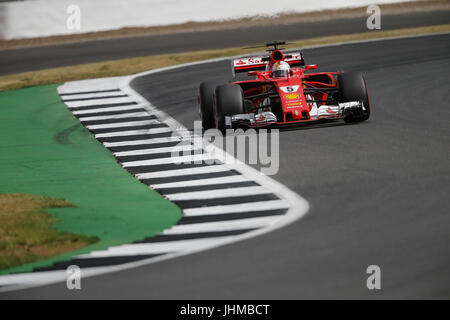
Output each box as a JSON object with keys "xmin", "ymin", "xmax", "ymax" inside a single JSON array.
[
  {"xmin": 214, "ymin": 84, "xmax": 244, "ymax": 133},
  {"xmin": 338, "ymin": 72, "xmax": 371, "ymax": 123},
  {"xmin": 199, "ymin": 81, "xmax": 219, "ymax": 129}
]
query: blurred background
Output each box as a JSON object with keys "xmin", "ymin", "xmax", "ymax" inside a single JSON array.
[
  {"xmin": 0, "ymin": 0, "xmax": 422, "ymax": 39},
  {"xmin": 1, "ymin": 0, "xmax": 448, "ymax": 77}
]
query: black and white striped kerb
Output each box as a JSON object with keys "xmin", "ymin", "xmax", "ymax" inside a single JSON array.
[
  {"xmin": 44, "ymin": 82, "xmax": 289, "ymax": 271},
  {"xmin": 0, "ymin": 72, "xmax": 307, "ymax": 290}
]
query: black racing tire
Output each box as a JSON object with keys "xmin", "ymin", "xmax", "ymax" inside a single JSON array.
[
  {"xmin": 199, "ymin": 81, "xmax": 218, "ymax": 129},
  {"xmin": 214, "ymin": 84, "xmax": 244, "ymax": 133},
  {"xmin": 338, "ymin": 72, "xmax": 371, "ymax": 123}
]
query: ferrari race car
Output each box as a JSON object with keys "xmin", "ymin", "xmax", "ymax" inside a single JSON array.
[{"xmin": 199, "ymin": 41, "xmax": 370, "ymax": 132}]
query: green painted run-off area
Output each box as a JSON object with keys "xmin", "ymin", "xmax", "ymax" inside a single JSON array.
[{"xmin": 0, "ymin": 84, "xmax": 182, "ymax": 274}]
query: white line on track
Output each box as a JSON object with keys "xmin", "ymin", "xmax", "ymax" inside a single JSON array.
[
  {"xmin": 72, "ymin": 104, "xmax": 144, "ymax": 115},
  {"xmin": 0, "ymin": 270, "xmax": 80, "ymax": 288},
  {"xmin": 86, "ymin": 119, "xmax": 161, "ymax": 130},
  {"xmin": 79, "ymin": 112, "xmax": 152, "ymax": 121},
  {"xmin": 75, "ymin": 236, "xmax": 238, "ymax": 258},
  {"xmin": 102, "ymin": 136, "xmax": 184, "ymax": 147},
  {"xmin": 94, "ymin": 127, "xmax": 172, "ymax": 138},
  {"xmin": 122, "ymin": 153, "xmax": 217, "ymax": 167},
  {"xmin": 165, "ymin": 186, "xmax": 270, "ymax": 200},
  {"xmin": 135, "ymin": 165, "xmax": 230, "ymax": 179},
  {"xmin": 162, "ymin": 216, "xmax": 281, "ymax": 235},
  {"xmin": 182, "ymin": 200, "xmax": 290, "ymax": 217},
  {"xmin": 61, "ymin": 91, "xmax": 126, "ymax": 100},
  {"xmin": 58, "ymin": 77, "xmax": 124, "ymax": 94},
  {"xmin": 151, "ymin": 175, "xmax": 251, "ymax": 189},
  {"xmin": 65, "ymin": 96, "xmax": 135, "ymax": 108},
  {"xmin": 114, "ymin": 144, "xmax": 197, "ymax": 157}
]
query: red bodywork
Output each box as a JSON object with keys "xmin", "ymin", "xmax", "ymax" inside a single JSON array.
[{"xmin": 232, "ymin": 49, "xmax": 342, "ymax": 126}]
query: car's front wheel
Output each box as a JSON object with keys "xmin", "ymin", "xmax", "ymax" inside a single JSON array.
[
  {"xmin": 199, "ymin": 81, "xmax": 218, "ymax": 130},
  {"xmin": 214, "ymin": 84, "xmax": 244, "ymax": 133},
  {"xmin": 338, "ymin": 72, "xmax": 371, "ymax": 123}
]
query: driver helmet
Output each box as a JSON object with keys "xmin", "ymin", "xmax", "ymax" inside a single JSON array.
[{"xmin": 271, "ymin": 61, "xmax": 290, "ymax": 78}]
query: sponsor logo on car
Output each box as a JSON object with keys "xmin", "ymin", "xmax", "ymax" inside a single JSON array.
[
  {"xmin": 234, "ymin": 57, "xmax": 263, "ymax": 66},
  {"xmin": 284, "ymin": 93, "xmax": 300, "ymax": 100},
  {"xmin": 280, "ymin": 85, "xmax": 300, "ymax": 93}
]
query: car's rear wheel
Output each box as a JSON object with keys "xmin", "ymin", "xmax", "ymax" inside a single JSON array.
[
  {"xmin": 199, "ymin": 81, "xmax": 218, "ymax": 129},
  {"xmin": 338, "ymin": 72, "xmax": 371, "ymax": 123},
  {"xmin": 214, "ymin": 84, "xmax": 244, "ymax": 133}
]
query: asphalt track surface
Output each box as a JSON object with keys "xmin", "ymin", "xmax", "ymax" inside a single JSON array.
[
  {"xmin": 3, "ymin": 33, "xmax": 449, "ymax": 299},
  {"xmin": 1, "ymin": 9, "xmax": 450, "ymax": 75}
]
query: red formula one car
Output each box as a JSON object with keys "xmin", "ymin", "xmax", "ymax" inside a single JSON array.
[{"xmin": 199, "ymin": 41, "xmax": 370, "ymax": 132}]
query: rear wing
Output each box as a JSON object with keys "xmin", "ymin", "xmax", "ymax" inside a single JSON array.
[{"xmin": 231, "ymin": 52, "xmax": 304, "ymax": 76}]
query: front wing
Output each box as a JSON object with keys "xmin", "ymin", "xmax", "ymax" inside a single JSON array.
[{"xmin": 227, "ymin": 101, "xmax": 366, "ymax": 128}]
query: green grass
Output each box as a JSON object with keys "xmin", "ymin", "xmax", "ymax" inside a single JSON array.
[
  {"xmin": 0, "ymin": 194, "xmax": 98, "ymax": 270},
  {"xmin": 0, "ymin": 84, "xmax": 182, "ymax": 274}
]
